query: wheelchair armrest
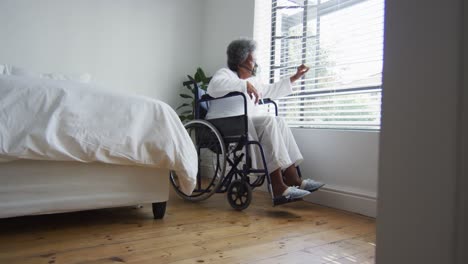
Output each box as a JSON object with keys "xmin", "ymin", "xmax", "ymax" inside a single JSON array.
[
  {"xmin": 200, "ymin": 91, "xmax": 246, "ymax": 101},
  {"xmin": 258, "ymin": 98, "xmax": 278, "ymax": 116}
]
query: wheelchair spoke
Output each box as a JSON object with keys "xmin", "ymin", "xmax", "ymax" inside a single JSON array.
[{"xmin": 170, "ymin": 120, "xmax": 226, "ymax": 202}]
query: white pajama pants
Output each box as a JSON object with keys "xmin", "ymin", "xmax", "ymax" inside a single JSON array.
[{"xmin": 248, "ymin": 116, "xmax": 303, "ymax": 174}]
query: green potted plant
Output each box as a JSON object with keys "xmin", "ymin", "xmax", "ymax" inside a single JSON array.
[{"xmin": 177, "ymin": 67, "xmax": 210, "ymax": 122}]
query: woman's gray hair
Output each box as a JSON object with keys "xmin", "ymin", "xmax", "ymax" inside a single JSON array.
[{"xmin": 227, "ymin": 38, "xmax": 257, "ymax": 71}]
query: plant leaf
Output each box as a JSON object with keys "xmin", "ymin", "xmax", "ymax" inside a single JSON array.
[
  {"xmin": 194, "ymin": 71, "xmax": 201, "ymax": 83},
  {"xmin": 176, "ymin": 103, "xmax": 190, "ymax": 110},
  {"xmin": 184, "ymin": 84, "xmax": 193, "ymax": 92},
  {"xmin": 180, "ymin": 93, "xmax": 193, "ymax": 99},
  {"xmin": 195, "ymin": 68, "xmax": 207, "ymax": 83},
  {"xmin": 180, "ymin": 110, "xmax": 192, "ymax": 115}
]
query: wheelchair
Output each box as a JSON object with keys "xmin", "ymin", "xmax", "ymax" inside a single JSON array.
[{"xmin": 170, "ymin": 77, "xmax": 303, "ymax": 210}]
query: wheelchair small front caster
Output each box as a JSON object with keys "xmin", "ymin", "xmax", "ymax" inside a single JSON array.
[{"xmin": 227, "ymin": 179, "xmax": 252, "ymax": 210}]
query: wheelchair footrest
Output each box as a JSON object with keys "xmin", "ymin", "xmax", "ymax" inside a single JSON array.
[
  {"xmin": 248, "ymin": 169, "xmax": 267, "ymax": 173},
  {"xmin": 272, "ymin": 196, "xmax": 303, "ymax": 206}
]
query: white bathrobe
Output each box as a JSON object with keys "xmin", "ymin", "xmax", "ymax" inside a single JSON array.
[{"xmin": 205, "ymin": 68, "xmax": 303, "ymax": 173}]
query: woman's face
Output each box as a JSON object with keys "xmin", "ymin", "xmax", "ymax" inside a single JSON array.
[{"xmin": 239, "ymin": 53, "xmax": 258, "ymax": 77}]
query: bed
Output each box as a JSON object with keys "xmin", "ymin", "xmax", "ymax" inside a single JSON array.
[{"xmin": 0, "ymin": 75, "xmax": 197, "ymax": 219}]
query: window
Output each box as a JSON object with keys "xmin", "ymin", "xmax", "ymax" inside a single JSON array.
[{"xmin": 254, "ymin": 0, "xmax": 385, "ymax": 129}]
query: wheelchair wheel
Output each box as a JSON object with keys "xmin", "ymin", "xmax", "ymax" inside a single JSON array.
[
  {"xmin": 227, "ymin": 179, "xmax": 252, "ymax": 211},
  {"xmin": 170, "ymin": 120, "xmax": 226, "ymax": 202}
]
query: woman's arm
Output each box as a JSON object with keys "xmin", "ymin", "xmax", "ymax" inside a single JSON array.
[
  {"xmin": 260, "ymin": 78, "xmax": 293, "ymax": 99},
  {"xmin": 261, "ymin": 64, "xmax": 310, "ymax": 99},
  {"xmin": 207, "ymin": 68, "xmax": 260, "ymax": 103},
  {"xmin": 207, "ymin": 68, "xmax": 247, "ymax": 97}
]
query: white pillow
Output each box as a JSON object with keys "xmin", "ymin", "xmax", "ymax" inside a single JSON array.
[
  {"xmin": 5, "ymin": 65, "xmax": 92, "ymax": 83},
  {"xmin": 40, "ymin": 72, "xmax": 92, "ymax": 83},
  {"xmin": 9, "ymin": 66, "xmax": 40, "ymax": 78},
  {"xmin": 0, "ymin": 64, "xmax": 5, "ymax": 75}
]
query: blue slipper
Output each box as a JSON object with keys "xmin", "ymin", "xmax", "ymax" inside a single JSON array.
[
  {"xmin": 281, "ymin": 186, "xmax": 310, "ymax": 199},
  {"xmin": 300, "ymin": 179, "xmax": 325, "ymax": 192}
]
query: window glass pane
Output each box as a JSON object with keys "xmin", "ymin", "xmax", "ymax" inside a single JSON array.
[
  {"xmin": 257, "ymin": 0, "xmax": 384, "ymax": 130},
  {"xmin": 319, "ymin": 0, "xmax": 384, "ymax": 89}
]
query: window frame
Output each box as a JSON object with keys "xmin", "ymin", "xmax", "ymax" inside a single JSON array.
[{"xmin": 268, "ymin": 0, "xmax": 383, "ymax": 130}]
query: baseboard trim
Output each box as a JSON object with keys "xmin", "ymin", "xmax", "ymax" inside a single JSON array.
[
  {"xmin": 303, "ymin": 187, "xmax": 377, "ymax": 218},
  {"xmin": 255, "ymin": 184, "xmax": 377, "ymax": 217}
]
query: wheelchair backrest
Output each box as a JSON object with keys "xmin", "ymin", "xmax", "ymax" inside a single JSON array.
[{"xmin": 187, "ymin": 75, "xmax": 210, "ymax": 119}]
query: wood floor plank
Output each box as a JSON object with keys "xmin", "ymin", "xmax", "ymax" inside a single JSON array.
[
  {"xmin": 0, "ymin": 189, "xmax": 375, "ymax": 264},
  {"xmin": 0, "ymin": 205, "xmax": 347, "ymax": 259},
  {"xmin": 160, "ymin": 223, "xmax": 375, "ymax": 264}
]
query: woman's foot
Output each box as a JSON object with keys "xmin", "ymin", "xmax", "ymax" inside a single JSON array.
[
  {"xmin": 270, "ymin": 168, "xmax": 310, "ymax": 199},
  {"xmin": 273, "ymin": 184, "xmax": 310, "ymax": 199},
  {"xmin": 280, "ymin": 186, "xmax": 311, "ymax": 199},
  {"xmin": 299, "ymin": 179, "xmax": 325, "ymax": 192}
]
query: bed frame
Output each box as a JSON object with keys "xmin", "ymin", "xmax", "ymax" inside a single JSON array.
[{"xmin": 0, "ymin": 160, "xmax": 169, "ymax": 219}]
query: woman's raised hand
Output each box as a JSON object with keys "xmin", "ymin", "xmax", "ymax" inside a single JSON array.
[{"xmin": 290, "ymin": 64, "xmax": 310, "ymax": 83}]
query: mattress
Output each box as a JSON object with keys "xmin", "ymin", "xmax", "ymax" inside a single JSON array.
[{"xmin": 0, "ymin": 160, "xmax": 169, "ymax": 218}]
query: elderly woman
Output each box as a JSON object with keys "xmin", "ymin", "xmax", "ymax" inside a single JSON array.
[{"xmin": 205, "ymin": 38, "xmax": 324, "ymax": 200}]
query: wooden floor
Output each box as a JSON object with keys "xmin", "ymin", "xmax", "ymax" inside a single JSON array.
[{"xmin": 0, "ymin": 189, "xmax": 376, "ymax": 264}]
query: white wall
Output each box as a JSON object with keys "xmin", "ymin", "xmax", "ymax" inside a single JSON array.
[
  {"xmin": 201, "ymin": 0, "xmax": 255, "ymax": 75},
  {"xmin": 294, "ymin": 129, "xmax": 379, "ymax": 217},
  {"xmin": 376, "ymin": 0, "xmax": 464, "ymax": 263},
  {"xmin": 0, "ymin": 0, "xmax": 204, "ymax": 108},
  {"xmin": 293, "ymin": 130, "xmax": 379, "ymax": 197}
]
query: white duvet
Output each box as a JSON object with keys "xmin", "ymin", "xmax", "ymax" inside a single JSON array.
[{"xmin": 0, "ymin": 75, "xmax": 197, "ymax": 195}]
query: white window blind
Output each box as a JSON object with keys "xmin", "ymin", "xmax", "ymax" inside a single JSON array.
[{"xmin": 254, "ymin": 0, "xmax": 385, "ymax": 130}]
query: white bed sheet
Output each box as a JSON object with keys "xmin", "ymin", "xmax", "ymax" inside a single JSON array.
[{"xmin": 0, "ymin": 75, "xmax": 196, "ymax": 195}]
